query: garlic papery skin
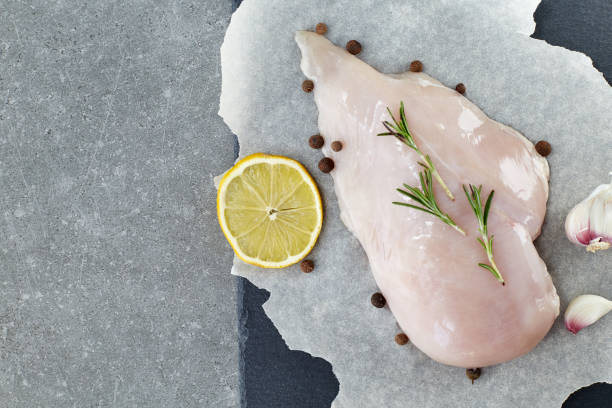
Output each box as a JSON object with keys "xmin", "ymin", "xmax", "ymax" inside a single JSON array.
[
  {"xmin": 564, "ymin": 294, "xmax": 612, "ymax": 334},
  {"xmin": 565, "ymin": 175, "xmax": 612, "ymax": 252}
]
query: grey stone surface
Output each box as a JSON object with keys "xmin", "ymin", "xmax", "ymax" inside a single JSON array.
[{"xmin": 0, "ymin": 1, "xmax": 240, "ymax": 407}]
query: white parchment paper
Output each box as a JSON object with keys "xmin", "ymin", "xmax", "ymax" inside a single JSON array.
[{"xmin": 218, "ymin": 1, "xmax": 612, "ymax": 406}]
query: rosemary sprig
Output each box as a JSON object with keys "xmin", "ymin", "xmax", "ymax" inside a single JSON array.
[
  {"xmin": 378, "ymin": 101, "xmax": 455, "ymax": 201},
  {"xmin": 393, "ymin": 168, "xmax": 465, "ymax": 235},
  {"xmin": 463, "ymin": 185, "xmax": 505, "ymax": 285}
]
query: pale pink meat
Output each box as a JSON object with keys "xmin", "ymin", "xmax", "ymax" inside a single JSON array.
[{"xmin": 296, "ymin": 31, "xmax": 559, "ymax": 367}]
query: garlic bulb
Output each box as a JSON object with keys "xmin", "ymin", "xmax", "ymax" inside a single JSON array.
[
  {"xmin": 565, "ymin": 174, "xmax": 612, "ymax": 252},
  {"xmin": 564, "ymin": 294, "xmax": 612, "ymax": 334}
]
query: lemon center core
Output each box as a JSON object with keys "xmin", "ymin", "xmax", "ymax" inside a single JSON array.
[{"xmin": 266, "ymin": 207, "xmax": 278, "ymax": 220}]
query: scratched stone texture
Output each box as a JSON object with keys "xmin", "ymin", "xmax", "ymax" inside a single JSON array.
[{"xmin": 0, "ymin": 1, "xmax": 240, "ymax": 407}]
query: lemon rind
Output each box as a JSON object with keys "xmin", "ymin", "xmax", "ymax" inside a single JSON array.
[{"xmin": 217, "ymin": 153, "xmax": 323, "ymax": 268}]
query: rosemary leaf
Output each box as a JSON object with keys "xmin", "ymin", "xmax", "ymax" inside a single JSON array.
[
  {"xmin": 463, "ymin": 185, "xmax": 505, "ymax": 285},
  {"xmin": 393, "ymin": 168, "xmax": 465, "ymax": 235},
  {"xmin": 391, "ymin": 202, "xmax": 437, "ymax": 216},
  {"xmin": 378, "ymin": 101, "xmax": 455, "ymax": 200}
]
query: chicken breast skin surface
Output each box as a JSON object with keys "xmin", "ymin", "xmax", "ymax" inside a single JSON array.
[{"xmin": 296, "ymin": 31, "xmax": 559, "ymax": 368}]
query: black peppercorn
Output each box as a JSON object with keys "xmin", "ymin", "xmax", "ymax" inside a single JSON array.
[
  {"xmin": 346, "ymin": 40, "xmax": 362, "ymax": 55},
  {"xmin": 409, "ymin": 60, "xmax": 423, "ymax": 72},
  {"xmin": 315, "ymin": 23, "xmax": 327, "ymax": 35},
  {"xmin": 370, "ymin": 292, "xmax": 386, "ymax": 308},
  {"xmin": 466, "ymin": 368, "xmax": 481, "ymax": 384},
  {"xmin": 300, "ymin": 259, "xmax": 314, "ymax": 273},
  {"xmin": 395, "ymin": 333, "xmax": 409, "ymax": 345},
  {"xmin": 309, "ymin": 134, "xmax": 324, "ymax": 149},
  {"xmin": 302, "ymin": 79, "xmax": 314, "ymax": 93},
  {"xmin": 535, "ymin": 140, "xmax": 551, "ymax": 157},
  {"xmin": 318, "ymin": 157, "xmax": 334, "ymax": 173},
  {"xmin": 331, "ymin": 141, "xmax": 343, "ymax": 152},
  {"xmin": 455, "ymin": 83, "xmax": 466, "ymax": 94}
]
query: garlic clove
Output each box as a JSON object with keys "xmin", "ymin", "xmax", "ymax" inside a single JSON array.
[
  {"xmin": 564, "ymin": 294, "xmax": 612, "ymax": 334},
  {"xmin": 565, "ymin": 174, "xmax": 612, "ymax": 252},
  {"xmin": 565, "ymin": 198, "xmax": 592, "ymax": 246}
]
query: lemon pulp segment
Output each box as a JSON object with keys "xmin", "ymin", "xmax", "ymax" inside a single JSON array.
[{"xmin": 217, "ymin": 153, "xmax": 323, "ymax": 268}]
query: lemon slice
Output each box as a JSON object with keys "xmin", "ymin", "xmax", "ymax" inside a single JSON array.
[{"xmin": 217, "ymin": 153, "xmax": 323, "ymax": 268}]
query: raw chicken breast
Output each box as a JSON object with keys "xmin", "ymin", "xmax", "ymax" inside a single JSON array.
[{"xmin": 296, "ymin": 31, "xmax": 559, "ymax": 368}]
